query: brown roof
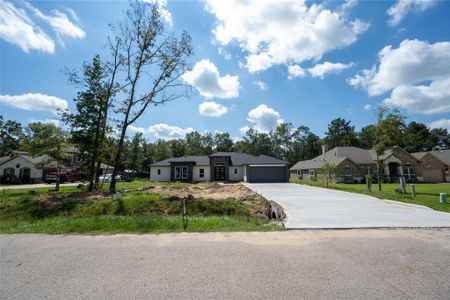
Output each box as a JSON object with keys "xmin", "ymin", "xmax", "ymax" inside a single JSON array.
[{"xmin": 412, "ymin": 150, "xmax": 450, "ymax": 165}]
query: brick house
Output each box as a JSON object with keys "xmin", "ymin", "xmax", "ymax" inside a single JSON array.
[{"xmin": 290, "ymin": 146, "xmax": 450, "ymax": 183}]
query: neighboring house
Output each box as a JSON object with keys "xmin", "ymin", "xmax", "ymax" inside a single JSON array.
[
  {"xmin": 411, "ymin": 150, "xmax": 450, "ymax": 183},
  {"xmin": 0, "ymin": 150, "xmax": 113, "ymax": 184},
  {"xmin": 290, "ymin": 146, "xmax": 450, "ymax": 183},
  {"xmin": 0, "ymin": 150, "xmax": 55, "ymax": 184},
  {"xmin": 150, "ymin": 152, "xmax": 289, "ymax": 183}
]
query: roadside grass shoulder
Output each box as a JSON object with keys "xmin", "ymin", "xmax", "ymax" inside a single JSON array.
[
  {"xmin": 0, "ymin": 182, "xmax": 281, "ymax": 233},
  {"xmin": 290, "ymin": 180, "xmax": 450, "ymax": 213}
]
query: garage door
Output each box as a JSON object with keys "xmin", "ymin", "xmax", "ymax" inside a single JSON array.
[{"xmin": 248, "ymin": 166, "xmax": 287, "ymax": 183}]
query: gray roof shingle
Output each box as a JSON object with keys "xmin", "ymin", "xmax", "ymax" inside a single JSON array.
[
  {"xmin": 412, "ymin": 150, "xmax": 450, "ymax": 165},
  {"xmin": 151, "ymin": 152, "xmax": 287, "ymax": 166}
]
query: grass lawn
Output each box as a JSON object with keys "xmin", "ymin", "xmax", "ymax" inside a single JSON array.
[
  {"xmin": 291, "ymin": 180, "xmax": 450, "ymax": 213},
  {"xmin": 0, "ymin": 180, "xmax": 281, "ymax": 234}
]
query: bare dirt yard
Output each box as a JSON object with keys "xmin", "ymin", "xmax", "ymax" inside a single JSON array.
[{"xmin": 149, "ymin": 183, "xmax": 256, "ymax": 200}]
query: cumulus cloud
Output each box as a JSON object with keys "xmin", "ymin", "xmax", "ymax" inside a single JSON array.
[
  {"xmin": 128, "ymin": 125, "xmax": 147, "ymax": 134},
  {"xmin": 198, "ymin": 101, "xmax": 228, "ymax": 117},
  {"xmin": 147, "ymin": 123, "xmax": 194, "ymax": 140},
  {"xmin": 308, "ymin": 61, "xmax": 353, "ymax": 79},
  {"xmin": 287, "ymin": 65, "xmax": 306, "ymax": 80},
  {"xmin": 0, "ymin": 0, "xmax": 85, "ymax": 53},
  {"xmin": 387, "ymin": 0, "xmax": 436, "ymax": 26},
  {"xmin": 348, "ymin": 39, "xmax": 450, "ymax": 115},
  {"xmin": 363, "ymin": 104, "xmax": 372, "ymax": 111},
  {"xmin": 205, "ymin": 0, "xmax": 369, "ymax": 73},
  {"xmin": 383, "ymin": 78, "xmax": 450, "ymax": 115},
  {"xmin": 0, "ymin": 1, "xmax": 55, "ymax": 53},
  {"xmin": 429, "ymin": 119, "xmax": 450, "ymax": 130},
  {"xmin": 0, "ymin": 93, "xmax": 68, "ymax": 114},
  {"xmin": 24, "ymin": 2, "xmax": 86, "ymax": 41},
  {"xmin": 182, "ymin": 59, "xmax": 239, "ymax": 99},
  {"xmin": 239, "ymin": 126, "xmax": 251, "ymax": 135},
  {"xmin": 252, "ymin": 80, "xmax": 268, "ymax": 91},
  {"xmin": 246, "ymin": 104, "xmax": 283, "ymax": 133},
  {"xmin": 142, "ymin": 0, "xmax": 172, "ymax": 26}
]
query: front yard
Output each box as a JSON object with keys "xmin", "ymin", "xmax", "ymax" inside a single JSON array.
[
  {"xmin": 0, "ymin": 180, "xmax": 281, "ymax": 234},
  {"xmin": 291, "ymin": 180, "xmax": 450, "ymax": 213}
]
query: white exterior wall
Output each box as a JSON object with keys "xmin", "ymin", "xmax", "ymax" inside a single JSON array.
[
  {"xmin": 0, "ymin": 156, "xmax": 43, "ymax": 180},
  {"xmin": 193, "ymin": 166, "xmax": 210, "ymax": 182},
  {"xmin": 229, "ymin": 166, "xmax": 244, "ymax": 181},
  {"xmin": 150, "ymin": 166, "xmax": 171, "ymax": 182}
]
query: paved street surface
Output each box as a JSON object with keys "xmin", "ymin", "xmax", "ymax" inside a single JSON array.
[
  {"xmin": 245, "ymin": 183, "xmax": 450, "ymax": 229},
  {"xmin": 1, "ymin": 230, "xmax": 450, "ymax": 299},
  {"xmin": 0, "ymin": 182, "xmax": 82, "ymax": 190}
]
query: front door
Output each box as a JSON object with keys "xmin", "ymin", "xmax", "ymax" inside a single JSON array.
[{"xmin": 214, "ymin": 166, "xmax": 225, "ymax": 181}]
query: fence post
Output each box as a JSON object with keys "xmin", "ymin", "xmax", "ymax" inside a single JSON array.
[
  {"xmin": 182, "ymin": 198, "xmax": 188, "ymax": 230},
  {"xmin": 410, "ymin": 184, "xmax": 416, "ymax": 197},
  {"xmin": 440, "ymin": 193, "xmax": 447, "ymax": 204}
]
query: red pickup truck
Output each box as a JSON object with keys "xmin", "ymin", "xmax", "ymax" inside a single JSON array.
[{"xmin": 45, "ymin": 172, "xmax": 84, "ymax": 184}]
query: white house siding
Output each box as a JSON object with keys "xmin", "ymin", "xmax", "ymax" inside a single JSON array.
[
  {"xmin": 0, "ymin": 156, "xmax": 43, "ymax": 182},
  {"xmin": 150, "ymin": 166, "xmax": 171, "ymax": 182},
  {"xmin": 229, "ymin": 166, "xmax": 244, "ymax": 181},
  {"xmin": 193, "ymin": 166, "xmax": 210, "ymax": 182}
]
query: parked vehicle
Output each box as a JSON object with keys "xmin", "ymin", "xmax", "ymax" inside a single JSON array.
[{"xmin": 45, "ymin": 172, "xmax": 84, "ymax": 184}]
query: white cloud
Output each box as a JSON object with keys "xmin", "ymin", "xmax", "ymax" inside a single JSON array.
[
  {"xmin": 24, "ymin": 2, "xmax": 86, "ymax": 41},
  {"xmin": 429, "ymin": 119, "xmax": 450, "ymax": 130},
  {"xmin": 252, "ymin": 80, "xmax": 268, "ymax": 91},
  {"xmin": 0, "ymin": 1, "xmax": 55, "ymax": 53},
  {"xmin": 0, "ymin": 93, "xmax": 68, "ymax": 114},
  {"xmin": 363, "ymin": 104, "xmax": 372, "ymax": 111},
  {"xmin": 0, "ymin": 1, "xmax": 85, "ymax": 53},
  {"xmin": 387, "ymin": 0, "xmax": 436, "ymax": 26},
  {"xmin": 128, "ymin": 125, "xmax": 147, "ymax": 134},
  {"xmin": 348, "ymin": 39, "xmax": 450, "ymax": 115},
  {"xmin": 142, "ymin": 0, "xmax": 173, "ymax": 26},
  {"xmin": 308, "ymin": 61, "xmax": 353, "ymax": 79},
  {"xmin": 198, "ymin": 101, "xmax": 228, "ymax": 117},
  {"xmin": 205, "ymin": 0, "xmax": 369, "ymax": 73},
  {"xmin": 30, "ymin": 118, "xmax": 61, "ymax": 126},
  {"xmin": 182, "ymin": 59, "xmax": 240, "ymax": 99},
  {"xmin": 287, "ymin": 65, "xmax": 306, "ymax": 80},
  {"xmin": 239, "ymin": 126, "xmax": 250, "ymax": 135},
  {"xmin": 147, "ymin": 123, "xmax": 194, "ymax": 140},
  {"xmin": 246, "ymin": 104, "xmax": 283, "ymax": 132},
  {"xmin": 383, "ymin": 78, "xmax": 450, "ymax": 115}
]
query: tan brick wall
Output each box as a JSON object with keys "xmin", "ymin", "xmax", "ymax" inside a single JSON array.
[{"xmin": 419, "ymin": 153, "xmax": 446, "ymax": 182}]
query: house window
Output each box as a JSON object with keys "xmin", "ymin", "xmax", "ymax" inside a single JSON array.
[
  {"xmin": 182, "ymin": 166, "xmax": 188, "ymax": 179},
  {"xmin": 199, "ymin": 168, "xmax": 204, "ymax": 178},
  {"xmin": 234, "ymin": 168, "xmax": 238, "ymax": 175},
  {"xmin": 174, "ymin": 166, "xmax": 181, "ymax": 179},
  {"xmin": 3, "ymin": 167, "xmax": 15, "ymax": 176},
  {"xmin": 403, "ymin": 166, "xmax": 416, "ymax": 180},
  {"xmin": 157, "ymin": 169, "xmax": 161, "ymax": 175},
  {"xmin": 366, "ymin": 166, "xmax": 375, "ymax": 176},
  {"xmin": 343, "ymin": 165, "xmax": 352, "ymax": 177},
  {"xmin": 309, "ymin": 169, "xmax": 315, "ymax": 176},
  {"xmin": 297, "ymin": 170, "xmax": 301, "ymax": 176}
]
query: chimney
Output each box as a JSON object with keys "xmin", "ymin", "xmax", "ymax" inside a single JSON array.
[{"xmin": 321, "ymin": 144, "xmax": 328, "ymax": 155}]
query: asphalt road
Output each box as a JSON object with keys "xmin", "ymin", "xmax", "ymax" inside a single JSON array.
[
  {"xmin": 2, "ymin": 230, "xmax": 450, "ymax": 299},
  {"xmin": 245, "ymin": 183, "xmax": 450, "ymax": 228},
  {"xmin": 0, "ymin": 182, "xmax": 82, "ymax": 190}
]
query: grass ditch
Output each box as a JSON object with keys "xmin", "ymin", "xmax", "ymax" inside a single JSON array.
[{"xmin": 0, "ymin": 182, "xmax": 281, "ymax": 233}]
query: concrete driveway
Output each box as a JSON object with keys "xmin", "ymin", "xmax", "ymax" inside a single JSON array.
[
  {"xmin": 245, "ymin": 183, "xmax": 450, "ymax": 229},
  {"xmin": 0, "ymin": 182, "xmax": 81, "ymax": 190}
]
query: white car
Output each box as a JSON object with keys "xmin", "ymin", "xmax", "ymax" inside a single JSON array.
[
  {"xmin": 99, "ymin": 174, "xmax": 121, "ymax": 182},
  {"xmin": 99, "ymin": 174, "xmax": 112, "ymax": 182}
]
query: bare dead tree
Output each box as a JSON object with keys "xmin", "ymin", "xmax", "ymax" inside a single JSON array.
[{"xmin": 108, "ymin": 1, "xmax": 193, "ymax": 192}]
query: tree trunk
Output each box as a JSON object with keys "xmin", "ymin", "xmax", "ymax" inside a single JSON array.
[
  {"xmin": 109, "ymin": 121, "xmax": 128, "ymax": 193},
  {"xmin": 376, "ymin": 153, "xmax": 382, "ymax": 191},
  {"xmin": 55, "ymin": 162, "xmax": 61, "ymax": 192}
]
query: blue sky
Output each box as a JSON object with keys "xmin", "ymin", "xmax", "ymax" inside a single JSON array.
[{"xmin": 1, "ymin": 0, "xmax": 450, "ymax": 141}]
